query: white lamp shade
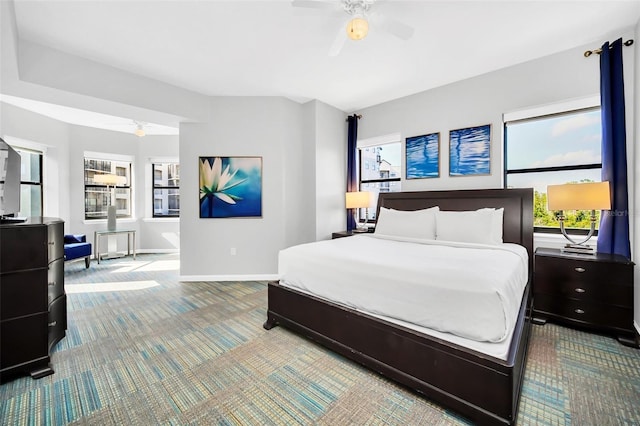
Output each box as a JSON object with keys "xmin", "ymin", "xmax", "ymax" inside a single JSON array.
[
  {"xmin": 94, "ymin": 174, "xmax": 127, "ymax": 186},
  {"xmin": 547, "ymin": 181, "xmax": 611, "ymax": 211},
  {"xmin": 345, "ymin": 191, "xmax": 372, "ymax": 209}
]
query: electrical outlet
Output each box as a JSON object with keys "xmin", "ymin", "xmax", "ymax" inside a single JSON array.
[{"xmin": 230, "ymin": 247, "xmax": 237, "ymax": 256}]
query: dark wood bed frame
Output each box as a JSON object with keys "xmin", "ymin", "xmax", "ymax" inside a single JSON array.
[{"xmin": 264, "ymin": 188, "xmax": 534, "ymax": 425}]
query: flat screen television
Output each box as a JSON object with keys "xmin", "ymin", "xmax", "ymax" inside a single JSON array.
[{"xmin": 0, "ymin": 138, "xmax": 23, "ymax": 220}]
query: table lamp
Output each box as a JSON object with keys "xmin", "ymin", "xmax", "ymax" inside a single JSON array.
[
  {"xmin": 346, "ymin": 191, "xmax": 372, "ymax": 233},
  {"xmin": 546, "ymin": 181, "xmax": 611, "ymax": 254}
]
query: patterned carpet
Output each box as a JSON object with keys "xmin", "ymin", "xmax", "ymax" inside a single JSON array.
[{"xmin": 1, "ymin": 253, "xmax": 639, "ymax": 425}]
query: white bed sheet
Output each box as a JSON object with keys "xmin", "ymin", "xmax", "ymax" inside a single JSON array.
[{"xmin": 278, "ymin": 234, "xmax": 528, "ymax": 350}]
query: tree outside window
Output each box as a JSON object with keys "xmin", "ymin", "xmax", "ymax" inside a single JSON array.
[{"xmin": 505, "ymin": 107, "xmax": 602, "ymax": 233}]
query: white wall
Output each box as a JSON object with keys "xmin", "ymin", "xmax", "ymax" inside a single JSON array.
[
  {"xmin": 1, "ymin": 103, "xmax": 180, "ymax": 252},
  {"xmin": 357, "ymin": 33, "xmax": 635, "ymax": 232},
  {"xmin": 305, "ymin": 100, "xmax": 347, "ymax": 241},
  {"xmin": 179, "ymin": 96, "xmax": 346, "ymax": 280},
  {"xmin": 358, "ymin": 41, "xmax": 607, "ymax": 191},
  {"xmin": 180, "ymin": 97, "xmax": 305, "ymax": 279},
  {"xmin": 67, "ymin": 125, "xmax": 179, "ymax": 253},
  {"xmin": 0, "ymin": 102, "xmax": 70, "ymax": 224}
]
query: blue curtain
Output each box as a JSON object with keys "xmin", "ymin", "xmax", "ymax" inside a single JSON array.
[
  {"xmin": 597, "ymin": 38, "xmax": 631, "ymax": 259},
  {"xmin": 346, "ymin": 114, "xmax": 359, "ymax": 231}
]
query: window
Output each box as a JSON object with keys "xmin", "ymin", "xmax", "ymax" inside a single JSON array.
[
  {"xmin": 84, "ymin": 158, "xmax": 132, "ymax": 220},
  {"xmin": 16, "ymin": 148, "xmax": 43, "ymax": 217},
  {"xmin": 505, "ymin": 107, "xmax": 602, "ymax": 233},
  {"xmin": 152, "ymin": 163, "xmax": 180, "ymax": 217},
  {"xmin": 359, "ymin": 142, "xmax": 402, "ymax": 221}
]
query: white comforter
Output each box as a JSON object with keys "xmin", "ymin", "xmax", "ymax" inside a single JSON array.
[{"xmin": 278, "ymin": 234, "xmax": 528, "ymax": 343}]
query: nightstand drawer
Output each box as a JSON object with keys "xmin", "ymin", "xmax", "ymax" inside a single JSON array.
[
  {"xmin": 534, "ymin": 278, "xmax": 632, "ymax": 307},
  {"xmin": 535, "ymin": 294, "xmax": 633, "ymax": 331},
  {"xmin": 535, "ymin": 255, "xmax": 633, "ymax": 288}
]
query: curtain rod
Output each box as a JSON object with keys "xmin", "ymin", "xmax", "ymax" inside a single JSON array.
[
  {"xmin": 345, "ymin": 114, "xmax": 362, "ymax": 122},
  {"xmin": 584, "ymin": 39, "xmax": 634, "ymax": 57}
]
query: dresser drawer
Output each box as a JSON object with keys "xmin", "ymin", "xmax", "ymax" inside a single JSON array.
[
  {"xmin": 0, "ymin": 313, "xmax": 49, "ymax": 370},
  {"xmin": 47, "ymin": 258, "xmax": 64, "ymax": 304},
  {"xmin": 534, "ymin": 293, "xmax": 633, "ymax": 331},
  {"xmin": 48, "ymin": 294, "xmax": 67, "ymax": 352},
  {"xmin": 47, "ymin": 221, "xmax": 64, "ymax": 262},
  {"xmin": 0, "ymin": 269, "xmax": 48, "ymax": 320},
  {"xmin": 535, "ymin": 255, "xmax": 632, "ymax": 288},
  {"xmin": 0, "ymin": 226, "xmax": 48, "ymax": 271}
]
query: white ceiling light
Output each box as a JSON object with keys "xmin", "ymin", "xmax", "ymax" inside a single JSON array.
[
  {"xmin": 346, "ymin": 15, "xmax": 368, "ymax": 41},
  {"xmin": 344, "ymin": 0, "xmax": 373, "ymax": 41},
  {"xmin": 134, "ymin": 121, "xmax": 146, "ymax": 137}
]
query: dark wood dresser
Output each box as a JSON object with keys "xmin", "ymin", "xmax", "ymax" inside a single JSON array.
[
  {"xmin": 0, "ymin": 217, "xmax": 67, "ymax": 382},
  {"xmin": 533, "ymin": 247, "xmax": 637, "ymax": 347}
]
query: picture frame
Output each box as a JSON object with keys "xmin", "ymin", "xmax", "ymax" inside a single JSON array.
[
  {"xmin": 449, "ymin": 124, "xmax": 491, "ymax": 176},
  {"xmin": 405, "ymin": 132, "xmax": 440, "ymax": 179},
  {"xmin": 199, "ymin": 156, "xmax": 262, "ymax": 218}
]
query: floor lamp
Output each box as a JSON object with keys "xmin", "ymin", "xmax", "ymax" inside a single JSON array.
[{"xmin": 94, "ymin": 174, "xmax": 126, "ymax": 231}]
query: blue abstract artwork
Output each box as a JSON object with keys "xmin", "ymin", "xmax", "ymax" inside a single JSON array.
[
  {"xmin": 199, "ymin": 156, "xmax": 262, "ymax": 218},
  {"xmin": 449, "ymin": 125, "xmax": 491, "ymax": 176},
  {"xmin": 406, "ymin": 133, "xmax": 440, "ymax": 179}
]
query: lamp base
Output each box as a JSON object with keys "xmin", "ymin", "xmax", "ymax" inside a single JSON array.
[
  {"xmin": 561, "ymin": 244, "xmax": 595, "ymax": 255},
  {"xmin": 107, "ymin": 205, "xmax": 117, "ymax": 231}
]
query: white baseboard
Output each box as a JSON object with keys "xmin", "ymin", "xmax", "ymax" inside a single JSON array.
[
  {"xmin": 135, "ymin": 249, "xmax": 180, "ymax": 254},
  {"xmin": 179, "ymin": 274, "xmax": 279, "ymax": 282}
]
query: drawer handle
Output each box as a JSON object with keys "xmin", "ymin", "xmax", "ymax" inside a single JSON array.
[
  {"xmin": 574, "ymin": 309, "xmax": 585, "ymax": 315},
  {"xmin": 48, "ymin": 321, "xmax": 57, "ymax": 327},
  {"xmin": 48, "ymin": 241, "xmax": 55, "ymax": 246},
  {"xmin": 49, "ymin": 281, "xmax": 56, "ymax": 286},
  {"xmin": 574, "ymin": 267, "xmax": 586, "ymax": 273},
  {"xmin": 574, "ymin": 288, "xmax": 586, "ymax": 293}
]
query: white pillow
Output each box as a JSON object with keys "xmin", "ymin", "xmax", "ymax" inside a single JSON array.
[
  {"xmin": 375, "ymin": 206, "xmax": 439, "ymax": 240},
  {"xmin": 480, "ymin": 207, "xmax": 504, "ymax": 244},
  {"xmin": 436, "ymin": 208, "xmax": 502, "ymax": 245}
]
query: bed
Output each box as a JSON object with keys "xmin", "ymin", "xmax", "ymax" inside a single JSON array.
[{"xmin": 263, "ymin": 188, "xmax": 533, "ymax": 425}]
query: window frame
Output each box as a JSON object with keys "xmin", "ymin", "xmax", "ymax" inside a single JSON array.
[
  {"xmin": 16, "ymin": 147, "xmax": 43, "ymax": 217},
  {"xmin": 152, "ymin": 162, "xmax": 180, "ymax": 218},
  {"xmin": 503, "ymin": 106, "xmax": 602, "ymax": 235},
  {"xmin": 84, "ymin": 157, "xmax": 133, "ymax": 220},
  {"xmin": 358, "ymin": 142, "xmax": 402, "ymax": 223}
]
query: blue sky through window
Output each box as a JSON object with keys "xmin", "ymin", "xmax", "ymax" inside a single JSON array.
[{"xmin": 506, "ymin": 108, "xmax": 602, "ymax": 192}]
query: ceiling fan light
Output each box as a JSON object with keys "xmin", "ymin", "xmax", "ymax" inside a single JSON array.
[
  {"xmin": 134, "ymin": 123, "xmax": 146, "ymax": 137},
  {"xmin": 346, "ymin": 17, "xmax": 368, "ymax": 40}
]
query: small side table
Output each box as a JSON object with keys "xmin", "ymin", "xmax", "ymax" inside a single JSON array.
[
  {"xmin": 332, "ymin": 230, "xmax": 354, "ymax": 239},
  {"xmin": 332, "ymin": 230, "xmax": 372, "ymax": 239},
  {"xmin": 94, "ymin": 229, "xmax": 136, "ymax": 264}
]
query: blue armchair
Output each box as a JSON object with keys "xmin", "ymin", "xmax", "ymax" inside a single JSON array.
[{"xmin": 64, "ymin": 234, "xmax": 92, "ymax": 268}]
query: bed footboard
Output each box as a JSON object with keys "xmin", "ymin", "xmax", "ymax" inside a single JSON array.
[{"xmin": 264, "ymin": 281, "xmax": 532, "ymax": 426}]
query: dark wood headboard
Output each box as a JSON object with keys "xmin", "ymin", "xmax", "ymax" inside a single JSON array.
[{"xmin": 377, "ymin": 188, "xmax": 534, "ymax": 268}]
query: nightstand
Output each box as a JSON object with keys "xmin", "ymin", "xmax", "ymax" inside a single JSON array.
[
  {"xmin": 331, "ymin": 230, "xmax": 371, "ymax": 239},
  {"xmin": 332, "ymin": 231, "xmax": 355, "ymax": 239},
  {"xmin": 533, "ymin": 247, "xmax": 638, "ymax": 347}
]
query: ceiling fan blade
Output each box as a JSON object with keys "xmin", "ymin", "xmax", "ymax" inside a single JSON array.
[
  {"xmin": 376, "ymin": 14, "xmax": 414, "ymax": 40},
  {"xmin": 328, "ymin": 24, "xmax": 348, "ymax": 57},
  {"xmin": 291, "ymin": 0, "xmax": 337, "ymax": 10}
]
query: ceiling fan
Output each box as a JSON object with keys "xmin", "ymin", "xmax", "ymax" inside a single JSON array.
[{"xmin": 292, "ymin": 0, "xmax": 415, "ymax": 56}]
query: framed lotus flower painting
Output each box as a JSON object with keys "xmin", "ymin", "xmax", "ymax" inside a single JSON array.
[{"xmin": 199, "ymin": 156, "xmax": 262, "ymax": 218}]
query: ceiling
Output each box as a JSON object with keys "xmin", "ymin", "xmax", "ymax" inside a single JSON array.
[{"xmin": 6, "ymin": 0, "xmax": 640, "ymax": 134}]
